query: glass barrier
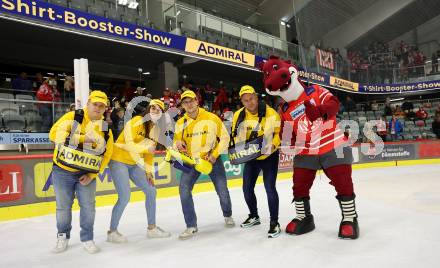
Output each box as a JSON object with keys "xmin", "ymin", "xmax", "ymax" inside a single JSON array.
[
  {"xmin": 0, "ymin": 93, "xmax": 71, "ymax": 133},
  {"xmin": 163, "ymin": 3, "xmax": 300, "ymax": 62}
]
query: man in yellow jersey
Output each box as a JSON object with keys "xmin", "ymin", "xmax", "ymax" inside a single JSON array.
[
  {"xmin": 174, "ymin": 90, "xmax": 234, "ymax": 239},
  {"xmin": 231, "ymin": 85, "xmax": 281, "ymax": 238},
  {"xmin": 49, "ymin": 90, "xmax": 114, "ymax": 254}
]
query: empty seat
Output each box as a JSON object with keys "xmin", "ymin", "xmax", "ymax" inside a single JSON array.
[
  {"xmin": 0, "ymin": 93, "xmax": 14, "ymax": 99},
  {"xmin": 0, "ymin": 104, "xmax": 20, "ymax": 114},
  {"xmin": 3, "ymin": 112, "xmax": 25, "ymax": 131},
  {"xmin": 25, "ymin": 115, "xmax": 43, "ymax": 132}
]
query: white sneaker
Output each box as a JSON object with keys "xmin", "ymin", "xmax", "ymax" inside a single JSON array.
[
  {"xmin": 82, "ymin": 240, "xmax": 100, "ymax": 254},
  {"xmin": 147, "ymin": 226, "xmax": 171, "ymax": 239},
  {"xmin": 225, "ymin": 216, "xmax": 235, "ymax": 228},
  {"xmin": 52, "ymin": 233, "xmax": 69, "ymax": 254},
  {"xmin": 107, "ymin": 230, "xmax": 128, "ymax": 243},
  {"xmin": 178, "ymin": 227, "xmax": 198, "ymax": 240}
]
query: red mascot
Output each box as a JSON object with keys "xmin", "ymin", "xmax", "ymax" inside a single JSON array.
[{"xmin": 261, "ymin": 56, "xmax": 359, "ymax": 239}]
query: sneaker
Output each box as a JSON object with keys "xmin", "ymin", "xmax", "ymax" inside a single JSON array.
[
  {"xmin": 240, "ymin": 215, "xmax": 261, "ymax": 228},
  {"xmin": 107, "ymin": 230, "xmax": 128, "ymax": 243},
  {"xmin": 147, "ymin": 226, "xmax": 171, "ymax": 239},
  {"xmin": 82, "ymin": 240, "xmax": 100, "ymax": 254},
  {"xmin": 178, "ymin": 227, "xmax": 198, "ymax": 240},
  {"xmin": 268, "ymin": 222, "xmax": 281, "ymax": 238},
  {"xmin": 224, "ymin": 217, "xmax": 235, "ymax": 228},
  {"xmin": 52, "ymin": 233, "xmax": 69, "ymax": 254}
]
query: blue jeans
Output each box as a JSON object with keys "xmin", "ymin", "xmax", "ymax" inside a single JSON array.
[
  {"xmin": 52, "ymin": 165, "xmax": 97, "ymax": 242},
  {"xmin": 179, "ymin": 158, "xmax": 232, "ymax": 228},
  {"xmin": 243, "ymin": 151, "xmax": 279, "ymax": 222},
  {"xmin": 109, "ymin": 160, "xmax": 157, "ymax": 231}
]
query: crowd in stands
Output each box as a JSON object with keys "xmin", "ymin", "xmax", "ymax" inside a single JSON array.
[
  {"xmin": 340, "ymin": 96, "xmax": 440, "ymax": 142},
  {"xmin": 2, "ymin": 71, "xmax": 440, "ymax": 144}
]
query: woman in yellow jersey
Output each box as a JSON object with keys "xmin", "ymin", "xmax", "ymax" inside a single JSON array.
[{"xmin": 107, "ymin": 99, "xmax": 171, "ymax": 242}]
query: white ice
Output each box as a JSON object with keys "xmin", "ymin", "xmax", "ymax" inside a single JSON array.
[{"xmin": 1, "ymin": 164, "xmax": 440, "ymax": 268}]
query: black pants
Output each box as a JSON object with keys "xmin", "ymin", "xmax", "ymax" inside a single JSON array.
[{"xmin": 242, "ymin": 150, "xmax": 279, "ymax": 222}]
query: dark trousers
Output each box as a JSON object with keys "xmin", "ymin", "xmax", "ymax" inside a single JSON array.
[{"xmin": 242, "ymin": 150, "xmax": 279, "ymax": 222}]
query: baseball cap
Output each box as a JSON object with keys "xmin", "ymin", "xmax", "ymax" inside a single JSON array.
[
  {"xmin": 180, "ymin": 90, "xmax": 197, "ymax": 100},
  {"xmin": 88, "ymin": 90, "xmax": 108, "ymax": 105},
  {"xmin": 239, "ymin": 85, "xmax": 256, "ymax": 98},
  {"xmin": 150, "ymin": 99, "xmax": 165, "ymax": 111}
]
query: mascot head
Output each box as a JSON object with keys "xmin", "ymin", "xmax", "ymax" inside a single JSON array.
[{"xmin": 260, "ymin": 55, "xmax": 305, "ymax": 102}]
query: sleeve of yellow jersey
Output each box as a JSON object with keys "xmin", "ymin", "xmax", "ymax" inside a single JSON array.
[
  {"xmin": 173, "ymin": 117, "xmax": 184, "ymax": 146},
  {"xmin": 121, "ymin": 116, "xmax": 156, "ymax": 154},
  {"xmin": 210, "ymin": 114, "xmax": 230, "ymax": 159},
  {"xmin": 88, "ymin": 129, "xmax": 114, "ymax": 180},
  {"xmin": 49, "ymin": 111, "xmax": 87, "ymax": 144},
  {"xmin": 264, "ymin": 107, "xmax": 281, "ymax": 150}
]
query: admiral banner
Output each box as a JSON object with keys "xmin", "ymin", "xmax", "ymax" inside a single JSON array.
[
  {"xmin": 185, "ymin": 38, "xmax": 255, "ymax": 67},
  {"xmin": 330, "ymin": 76, "xmax": 359, "ymax": 92}
]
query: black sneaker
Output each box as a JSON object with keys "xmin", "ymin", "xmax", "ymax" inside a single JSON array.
[
  {"xmin": 240, "ymin": 215, "xmax": 261, "ymax": 228},
  {"xmin": 268, "ymin": 221, "xmax": 281, "ymax": 238}
]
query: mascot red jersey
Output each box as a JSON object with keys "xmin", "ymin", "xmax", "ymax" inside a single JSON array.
[{"xmin": 261, "ymin": 56, "xmax": 359, "ymax": 239}]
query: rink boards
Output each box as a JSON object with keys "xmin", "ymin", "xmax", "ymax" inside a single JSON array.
[{"xmin": 1, "ymin": 140, "xmax": 440, "ymax": 221}]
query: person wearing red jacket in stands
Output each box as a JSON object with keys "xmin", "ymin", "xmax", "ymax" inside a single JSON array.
[
  {"xmin": 36, "ymin": 77, "xmax": 61, "ymax": 131},
  {"xmin": 416, "ymin": 107, "xmax": 428, "ymax": 121},
  {"xmin": 214, "ymin": 86, "xmax": 229, "ymax": 111},
  {"xmin": 160, "ymin": 88, "xmax": 175, "ymax": 110},
  {"xmin": 262, "ymin": 56, "xmax": 359, "ymax": 239}
]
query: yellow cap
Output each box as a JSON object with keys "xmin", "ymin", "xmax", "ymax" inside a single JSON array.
[
  {"xmin": 239, "ymin": 85, "xmax": 256, "ymax": 98},
  {"xmin": 150, "ymin": 99, "xmax": 165, "ymax": 111},
  {"xmin": 88, "ymin": 90, "xmax": 108, "ymax": 105},
  {"xmin": 180, "ymin": 90, "xmax": 197, "ymax": 100}
]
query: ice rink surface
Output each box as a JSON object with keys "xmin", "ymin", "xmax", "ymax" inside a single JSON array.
[{"xmin": 1, "ymin": 164, "xmax": 439, "ymax": 268}]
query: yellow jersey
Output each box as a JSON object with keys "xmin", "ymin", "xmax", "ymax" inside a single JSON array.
[
  {"xmin": 231, "ymin": 104, "xmax": 281, "ymax": 160},
  {"xmin": 49, "ymin": 109, "xmax": 114, "ymax": 179},
  {"xmin": 174, "ymin": 108, "xmax": 229, "ymax": 159}
]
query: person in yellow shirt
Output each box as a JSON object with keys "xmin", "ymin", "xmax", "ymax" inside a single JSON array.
[
  {"xmin": 173, "ymin": 90, "xmax": 234, "ymax": 239},
  {"xmin": 107, "ymin": 99, "xmax": 171, "ymax": 242},
  {"xmin": 49, "ymin": 90, "xmax": 114, "ymax": 254},
  {"xmin": 231, "ymin": 85, "xmax": 281, "ymax": 238}
]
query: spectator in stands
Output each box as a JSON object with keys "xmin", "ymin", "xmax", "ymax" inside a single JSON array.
[
  {"xmin": 111, "ymin": 107, "xmax": 125, "ymax": 138},
  {"xmin": 406, "ymin": 108, "xmax": 416, "ymax": 121},
  {"xmin": 344, "ymin": 96, "xmax": 356, "ymax": 112},
  {"xmin": 389, "ymin": 114, "xmax": 403, "ymax": 141},
  {"xmin": 63, "ymin": 76, "xmax": 74, "ymax": 103},
  {"xmin": 121, "ymin": 81, "xmax": 136, "ymax": 102},
  {"xmin": 416, "ymin": 107, "xmax": 428, "ymax": 121},
  {"xmin": 432, "ymin": 113, "xmax": 440, "ymax": 139},
  {"xmin": 394, "ymin": 105, "xmax": 405, "ymax": 117},
  {"xmin": 36, "ymin": 77, "xmax": 61, "ymax": 131},
  {"xmin": 213, "ymin": 86, "xmax": 228, "ymax": 111},
  {"xmin": 160, "ymin": 88, "xmax": 175, "ymax": 110},
  {"xmin": 174, "ymin": 89, "xmax": 182, "ymax": 105},
  {"xmin": 12, "ymin": 72, "xmax": 33, "ymax": 92},
  {"xmin": 33, "ymin": 72, "xmax": 44, "ymax": 92},
  {"xmin": 401, "ymin": 100, "xmax": 414, "ymax": 112},
  {"xmin": 436, "ymin": 105, "xmax": 440, "ymax": 115}
]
